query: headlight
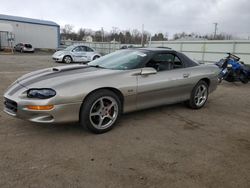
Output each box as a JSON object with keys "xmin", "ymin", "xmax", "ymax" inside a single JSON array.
[{"xmin": 27, "ymin": 88, "xmax": 56, "ymax": 99}]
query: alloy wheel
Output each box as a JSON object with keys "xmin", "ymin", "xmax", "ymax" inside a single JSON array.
[
  {"xmin": 194, "ymin": 84, "xmax": 208, "ymax": 107},
  {"xmin": 89, "ymin": 96, "xmax": 118, "ymax": 130},
  {"xmin": 64, "ymin": 56, "xmax": 72, "ymax": 63}
]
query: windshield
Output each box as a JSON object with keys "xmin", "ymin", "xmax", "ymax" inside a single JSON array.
[
  {"xmin": 64, "ymin": 45, "xmax": 75, "ymax": 51},
  {"xmin": 88, "ymin": 50, "xmax": 148, "ymax": 70}
]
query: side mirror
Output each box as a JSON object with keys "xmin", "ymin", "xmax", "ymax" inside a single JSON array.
[{"xmin": 141, "ymin": 67, "xmax": 157, "ymax": 75}]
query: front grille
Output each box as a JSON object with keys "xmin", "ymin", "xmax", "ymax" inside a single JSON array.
[{"xmin": 4, "ymin": 98, "xmax": 17, "ymax": 113}]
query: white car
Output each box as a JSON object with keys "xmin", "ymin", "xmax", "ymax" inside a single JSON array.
[{"xmin": 52, "ymin": 45, "xmax": 101, "ymax": 63}]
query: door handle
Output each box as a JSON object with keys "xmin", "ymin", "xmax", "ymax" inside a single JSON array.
[{"xmin": 183, "ymin": 73, "xmax": 190, "ymax": 78}]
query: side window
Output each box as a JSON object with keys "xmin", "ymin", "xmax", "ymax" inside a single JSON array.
[
  {"xmin": 80, "ymin": 46, "xmax": 87, "ymax": 51},
  {"xmin": 72, "ymin": 46, "xmax": 81, "ymax": 52},
  {"xmin": 173, "ymin": 56, "xmax": 183, "ymax": 69},
  {"xmin": 86, "ymin": 47, "xmax": 94, "ymax": 52},
  {"xmin": 146, "ymin": 53, "xmax": 175, "ymax": 71},
  {"xmin": 73, "ymin": 46, "xmax": 86, "ymax": 52}
]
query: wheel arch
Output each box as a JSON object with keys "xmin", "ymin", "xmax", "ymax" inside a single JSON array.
[
  {"xmin": 200, "ymin": 78, "xmax": 210, "ymax": 86},
  {"xmin": 63, "ymin": 55, "xmax": 73, "ymax": 61},
  {"xmin": 92, "ymin": 54, "xmax": 101, "ymax": 60},
  {"xmin": 80, "ymin": 87, "xmax": 124, "ymax": 114}
]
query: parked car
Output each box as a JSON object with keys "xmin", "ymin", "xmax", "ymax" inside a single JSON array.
[
  {"xmin": 120, "ymin": 45, "xmax": 134, "ymax": 49},
  {"xmin": 4, "ymin": 48, "xmax": 219, "ymax": 133},
  {"xmin": 14, "ymin": 43, "xmax": 34, "ymax": 53},
  {"xmin": 52, "ymin": 45, "xmax": 101, "ymax": 63},
  {"xmin": 120, "ymin": 44, "xmax": 142, "ymax": 49}
]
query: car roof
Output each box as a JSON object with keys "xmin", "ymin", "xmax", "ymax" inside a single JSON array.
[
  {"xmin": 124, "ymin": 47, "xmax": 199, "ymax": 67},
  {"xmin": 71, "ymin": 44, "xmax": 89, "ymax": 47},
  {"xmin": 126, "ymin": 47, "xmax": 176, "ymax": 53}
]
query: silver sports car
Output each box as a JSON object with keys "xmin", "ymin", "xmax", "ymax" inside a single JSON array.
[{"xmin": 4, "ymin": 48, "xmax": 219, "ymax": 133}]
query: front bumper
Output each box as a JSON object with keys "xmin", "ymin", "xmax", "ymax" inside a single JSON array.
[
  {"xmin": 52, "ymin": 55, "xmax": 64, "ymax": 62},
  {"xmin": 3, "ymin": 97, "xmax": 82, "ymax": 124}
]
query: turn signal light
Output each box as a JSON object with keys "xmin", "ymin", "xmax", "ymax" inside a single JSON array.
[{"xmin": 26, "ymin": 105, "xmax": 54, "ymax": 110}]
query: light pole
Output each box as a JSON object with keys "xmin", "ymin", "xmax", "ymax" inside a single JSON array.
[
  {"xmin": 101, "ymin": 27, "xmax": 104, "ymax": 42},
  {"xmin": 213, "ymin": 23, "xmax": 218, "ymax": 39},
  {"xmin": 141, "ymin": 24, "xmax": 144, "ymax": 47}
]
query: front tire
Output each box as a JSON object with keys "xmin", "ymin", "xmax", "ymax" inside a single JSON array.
[
  {"xmin": 80, "ymin": 89, "xmax": 121, "ymax": 134},
  {"xmin": 187, "ymin": 80, "xmax": 209, "ymax": 109},
  {"xmin": 63, "ymin": 55, "xmax": 72, "ymax": 64}
]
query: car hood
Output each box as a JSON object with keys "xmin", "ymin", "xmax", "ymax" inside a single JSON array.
[
  {"xmin": 17, "ymin": 64, "xmax": 122, "ymax": 89},
  {"xmin": 53, "ymin": 50, "xmax": 66, "ymax": 56}
]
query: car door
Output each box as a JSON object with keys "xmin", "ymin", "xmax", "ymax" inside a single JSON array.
[
  {"xmin": 137, "ymin": 53, "xmax": 192, "ymax": 110},
  {"xmin": 71, "ymin": 46, "xmax": 87, "ymax": 62},
  {"xmin": 86, "ymin": 46, "xmax": 95, "ymax": 61},
  {"xmin": 79, "ymin": 46, "xmax": 88, "ymax": 61}
]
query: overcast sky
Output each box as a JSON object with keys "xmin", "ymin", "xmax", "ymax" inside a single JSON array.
[{"xmin": 1, "ymin": 0, "xmax": 250, "ymax": 38}]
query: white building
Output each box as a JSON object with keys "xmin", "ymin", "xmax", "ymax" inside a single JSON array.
[
  {"xmin": 83, "ymin": 35, "xmax": 93, "ymax": 43},
  {"xmin": 0, "ymin": 14, "xmax": 59, "ymax": 49}
]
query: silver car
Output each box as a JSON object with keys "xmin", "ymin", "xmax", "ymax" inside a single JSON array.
[
  {"xmin": 14, "ymin": 43, "xmax": 34, "ymax": 53},
  {"xmin": 52, "ymin": 45, "xmax": 101, "ymax": 63},
  {"xmin": 4, "ymin": 48, "xmax": 219, "ymax": 133}
]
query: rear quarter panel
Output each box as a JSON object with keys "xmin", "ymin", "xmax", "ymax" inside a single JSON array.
[{"xmin": 188, "ymin": 64, "xmax": 219, "ymax": 93}]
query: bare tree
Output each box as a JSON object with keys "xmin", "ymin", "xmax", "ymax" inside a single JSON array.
[
  {"xmin": 152, "ymin": 33, "xmax": 167, "ymax": 41},
  {"xmin": 78, "ymin": 28, "xmax": 86, "ymax": 40},
  {"xmin": 60, "ymin": 25, "xmax": 170, "ymax": 43},
  {"xmin": 61, "ymin": 24, "xmax": 74, "ymax": 40}
]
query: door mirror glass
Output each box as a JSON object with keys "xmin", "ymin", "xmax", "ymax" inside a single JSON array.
[{"xmin": 141, "ymin": 67, "xmax": 157, "ymax": 75}]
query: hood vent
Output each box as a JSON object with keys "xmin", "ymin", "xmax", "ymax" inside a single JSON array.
[
  {"xmin": 52, "ymin": 68, "xmax": 59, "ymax": 71},
  {"xmin": 52, "ymin": 65, "xmax": 88, "ymax": 72}
]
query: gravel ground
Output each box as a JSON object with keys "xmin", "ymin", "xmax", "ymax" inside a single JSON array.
[{"xmin": 0, "ymin": 54, "xmax": 250, "ymax": 188}]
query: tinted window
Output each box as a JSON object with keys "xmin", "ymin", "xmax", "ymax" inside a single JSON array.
[
  {"xmin": 146, "ymin": 53, "xmax": 175, "ymax": 71},
  {"xmin": 72, "ymin": 46, "xmax": 83, "ymax": 52},
  {"xmin": 24, "ymin": 44, "xmax": 32, "ymax": 48},
  {"xmin": 173, "ymin": 56, "xmax": 183, "ymax": 69},
  {"xmin": 153, "ymin": 53, "xmax": 174, "ymax": 62},
  {"xmin": 146, "ymin": 53, "xmax": 183, "ymax": 71},
  {"xmin": 86, "ymin": 47, "xmax": 94, "ymax": 52},
  {"xmin": 80, "ymin": 46, "xmax": 87, "ymax": 51}
]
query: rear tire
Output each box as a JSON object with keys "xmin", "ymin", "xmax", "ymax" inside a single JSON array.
[
  {"xmin": 80, "ymin": 89, "xmax": 121, "ymax": 134},
  {"xmin": 187, "ymin": 80, "xmax": 209, "ymax": 109},
  {"xmin": 239, "ymin": 73, "xmax": 248, "ymax": 84}
]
